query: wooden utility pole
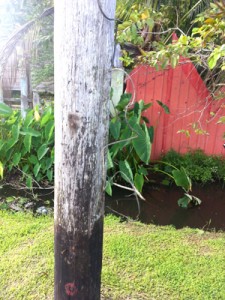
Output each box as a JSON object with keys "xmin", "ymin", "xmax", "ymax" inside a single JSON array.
[{"xmin": 54, "ymin": 1, "xmax": 116, "ymax": 299}]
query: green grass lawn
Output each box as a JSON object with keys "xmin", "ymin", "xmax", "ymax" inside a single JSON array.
[{"xmin": 1, "ymin": 211, "xmax": 225, "ymax": 300}]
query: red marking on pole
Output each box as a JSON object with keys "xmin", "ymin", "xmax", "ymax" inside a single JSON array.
[{"xmin": 65, "ymin": 282, "xmax": 78, "ymax": 296}]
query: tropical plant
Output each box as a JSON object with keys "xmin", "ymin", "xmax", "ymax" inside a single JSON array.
[
  {"xmin": 0, "ymin": 102, "xmax": 54, "ymax": 187},
  {"xmin": 115, "ymin": 0, "xmax": 210, "ymax": 67},
  {"xmin": 152, "ymin": 160, "xmax": 202, "ymax": 208},
  {"xmin": 116, "ymin": 0, "xmax": 210, "ymax": 27},
  {"xmin": 106, "ymin": 93, "xmax": 153, "ymax": 197},
  {"xmin": 156, "ymin": 149, "xmax": 225, "ymax": 185},
  {"xmin": 0, "ymin": 94, "xmax": 151, "ymax": 196},
  {"xmin": 0, "ymin": 1, "xmax": 54, "ymax": 105},
  {"xmin": 141, "ymin": 1, "xmax": 225, "ymax": 79}
]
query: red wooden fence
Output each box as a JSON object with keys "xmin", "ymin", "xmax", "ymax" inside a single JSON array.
[{"xmin": 126, "ymin": 58, "xmax": 225, "ymax": 160}]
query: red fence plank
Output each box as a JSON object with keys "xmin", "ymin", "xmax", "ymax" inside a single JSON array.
[{"xmin": 126, "ymin": 60, "xmax": 225, "ymax": 160}]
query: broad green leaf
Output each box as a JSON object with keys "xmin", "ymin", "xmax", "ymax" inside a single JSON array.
[
  {"xmin": 130, "ymin": 13, "xmax": 138, "ymax": 23},
  {"xmin": 6, "ymin": 148, "xmax": 14, "ymax": 162},
  {"xmin": 128, "ymin": 115, "xmax": 138, "ymax": 127},
  {"xmin": 45, "ymin": 157, "xmax": 53, "ymax": 170},
  {"xmin": 0, "ymin": 140, "xmax": 4, "ymax": 152},
  {"xmin": 179, "ymin": 35, "xmax": 188, "ymax": 45},
  {"xmin": 118, "ymin": 21, "xmax": 131, "ymax": 31},
  {"xmin": 28, "ymin": 155, "xmax": 38, "ymax": 165},
  {"xmin": 178, "ymin": 194, "xmax": 192, "ymax": 208},
  {"xmin": 23, "ymin": 110, "xmax": 34, "ymax": 127},
  {"xmin": 37, "ymin": 144, "xmax": 49, "ymax": 160},
  {"xmin": 178, "ymin": 193, "xmax": 201, "ymax": 208},
  {"xmin": 142, "ymin": 102, "xmax": 152, "ymax": 111},
  {"xmin": 51, "ymin": 148, "xmax": 54, "ymax": 159},
  {"xmin": 107, "ymin": 151, "xmax": 114, "ymax": 170},
  {"xmin": 105, "ymin": 180, "xmax": 112, "ymax": 196},
  {"xmin": 208, "ymin": 52, "xmax": 220, "ymax": 69},
  {"xmin": 117, "ymin": 115, "xmax": 137, "ymax": 150},
  {"xmin": 148, "ymin": 126, "xmax": 154, "ymax": 143},
  {"xmin": 6, "ymin": 114, "xmax": 19, "ymax": 126},
  {"xmin": 146, "ymin": 18, "xmax": 154, "ymax": 29},
  {"xmin": 119, "ymin": 160, "xmax": 133, "ymax": 183},
  {"xmin": 138, "ymin": 100, "xmax": 145, "ymax": 111},
  {"xmin": 131, "ymin": 23, "xmax": 137, "ymax": 37},
  {"xmin": 40, "ymin": 110, "xmax": 53, "ymax": 127},
  {"xmin": 11, "ymin": 124, "xmax": 20, "ymax": 140},
  {"xmin": 26, "ymin": 176, "xmax": 32, "ymax": 189},
  {"xmin": 134, "ymin": 173, "xmax": 144, "ymax": 192},
  {"xmin": 47, "ymin": 169, "xmax": 53, "ymax": 182},
  {"xmin": 21, "ymin": 146, "xmax": 28, "ymax": 156},
  {"xmin": 20, "ymin": 128, "xmax": 41, "ymax": 137},
  {"xmin": 33, "ymin": 163, "xmax": 41, "ymax": 177},
  {"xmin": 22, "ymin": 164, "xmax": 29, "ymax": 173},
  {"xmin": 134, "ymin": 102, "xmax": 140, "ymax": 118},
  {"xmin": 161, "ymin": 58, "xmax": 169, "ymax": 69},
  {"xmin": 116, "ymin": 93, "xmax": 132, "ymax": 111},
  {"xmin": 138, "ymin": 166, "xmax": 148, "ymax": 176},
  {"xmin": 132, "ymin": 123, "xmax": 151, "ymax": 164},
  {"xmin": 12, "ymin": 152, "xmax": 21, "ymax": 166},
  {"xmin": 171, "ymin": 54, "xmax": 179, "ymax": 68},
  {"xmin": 41, "ymin": 113, "xmax": 51, "ymax": 127},
  {"xmin": 172, "ymin": 167, "xmax": 192, "ymax": 192},
  {"xmin": 5, "ymin": 138, "xmax": 18, "ymax": 151},
  {"xmin": 119, "ymin": 127, "xmax": 132, "ymax": 149},
  {"xmin": 0, "ymin": 161, "xmax": 3, "ymax": 179},
  {"xmin": 156, "ymin": 100, "xmax": 170, "ymax": 114},
  {"xmin": 45, "ymin": 120, "xmax": 54, "ymax": 142},
  {"xmin": 40, "ymin": 159, "xmax": 47, "ymax": 172},
  {"xmin": 217, "ymin": 116, "xmax": 225, "ymax": 124},
  {"xmin": 0, "ymin": 103, "xmax": 13, "ymax": 116},
  {"xmin": 110, "ymin": 142, "xmax": 121, "ymax": 159},
  {"xmin": 109, "ymin": 118, "xmax": 121, "ymax": 140},
  {"xmin": 134, "ymin": 101, "xmax": 150, "ymax": 122},
  {"xmin": 5, "ymin": 125, "xmax": 19, "ymax": 151},
  {"xmin": 24, "ymin": 135, "xmax": 32, "ymax": 152}
]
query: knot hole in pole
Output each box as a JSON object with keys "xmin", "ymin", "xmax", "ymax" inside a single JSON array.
[{"xmin": 68, "ymin": 113, "xmax": 80, "ymax": 133}]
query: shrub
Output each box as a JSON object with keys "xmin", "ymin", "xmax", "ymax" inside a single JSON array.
[
  {"xmin": 106, "ymin": 93, "xmax": 154, "ymax": 195},
  {"xmin": 0, "ymin": 102, "xmax": 54, "ymax": 187},
  {"xmin": 157, "ymin": 149, "xmax": 225, "ymax": 185}
]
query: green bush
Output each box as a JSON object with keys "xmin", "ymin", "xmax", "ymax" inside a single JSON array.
[
  {"xmin": 106, "ymin": 93, "xmax": 153, "ymax": 195},
  {"xmin": 157, "ymin": 149, "xmax": 225, "ymax": 185},
  {"xmin": 0, "ymin": 95, "xmax": 172, "ymax": 199},
  {"xmin": 0, "ymin": 102, "xmax": 54, "ymax": 187},
  {"xmin": 0, "ymin": 95, "xmax": 154, "ymax": 194}
]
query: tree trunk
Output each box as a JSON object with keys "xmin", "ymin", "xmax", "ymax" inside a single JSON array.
[
  {"xmin": 32, "ymin": 91, "xmax": 40, "ymax": 108},
  {"xmin": 20, "ymin": 49, "xmax": 30, "ymax": 117},
  {"xmin": 0, "ymin": 80, "xmax": 3, "ymax": 102},
  {"xmin": 54, "ymin": 1, "xmax": 116, "ymax": 300}
]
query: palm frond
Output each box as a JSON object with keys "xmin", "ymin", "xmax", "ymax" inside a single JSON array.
[
  {"xmin": 183, "ymin": 0, "xmax": 210, "ymax": 21},
  {"xmin": 0, "ymin": 6, "xmax": 54, "ymax": 82}
]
